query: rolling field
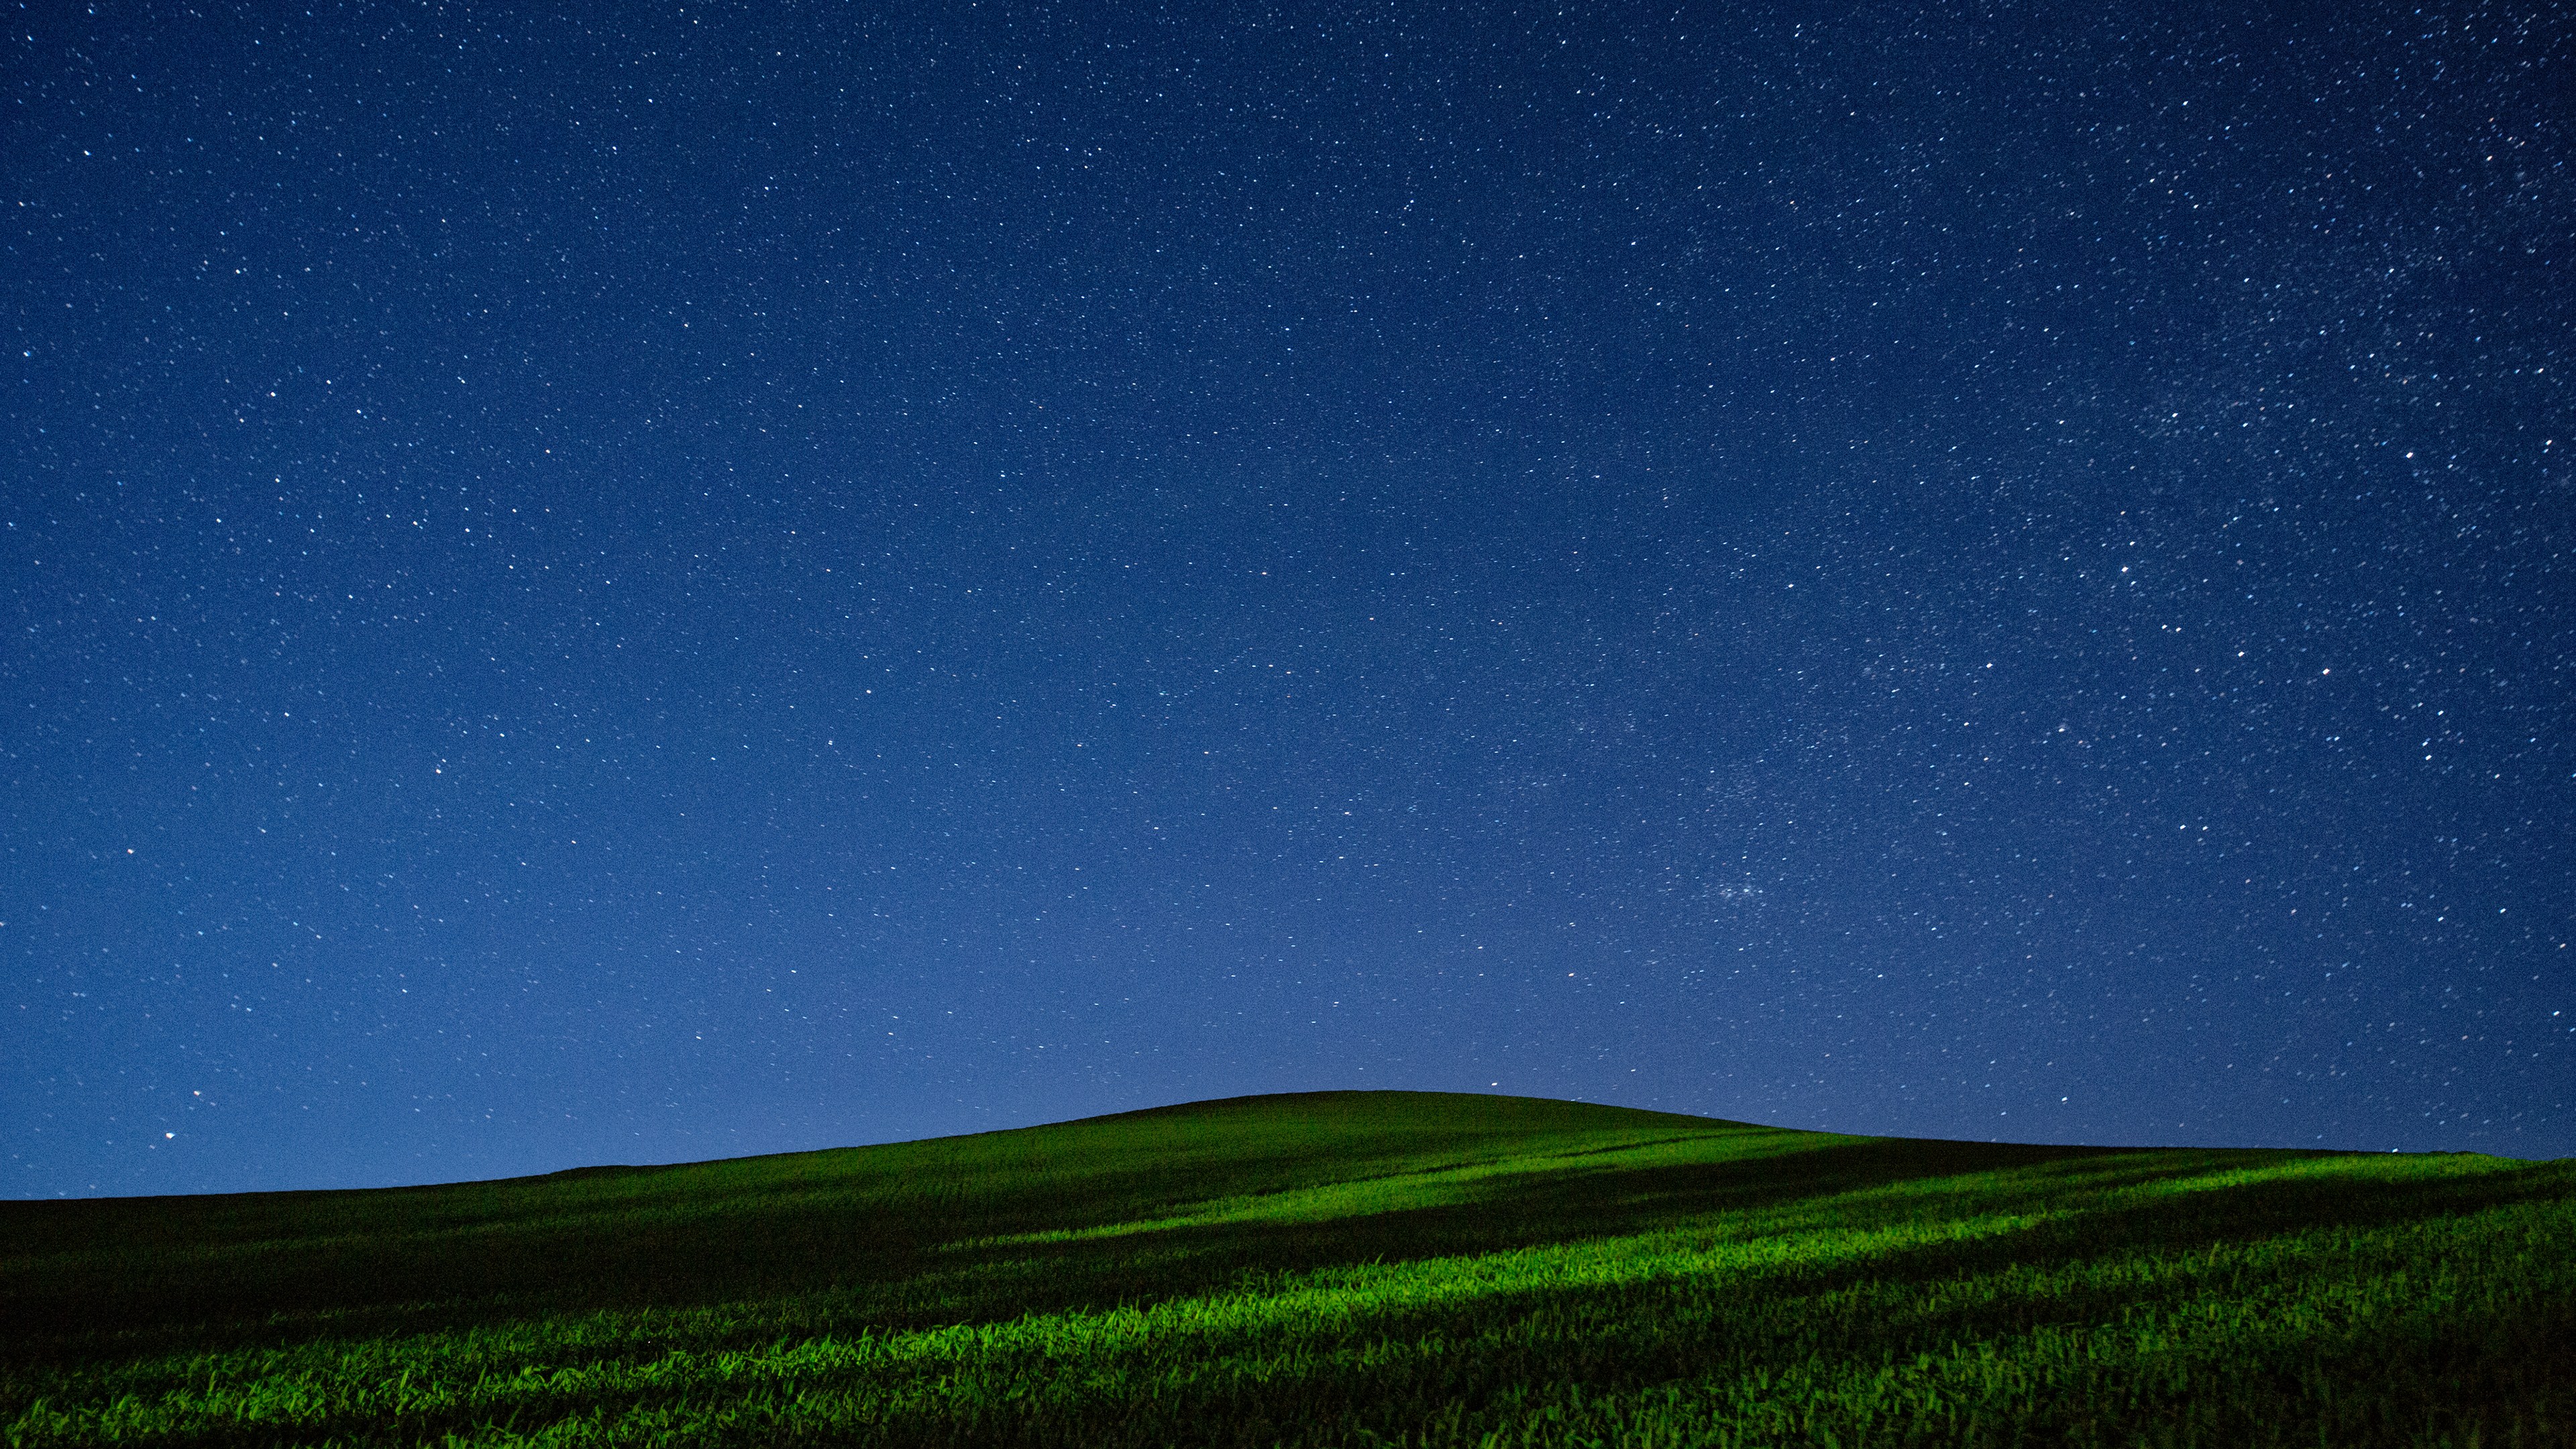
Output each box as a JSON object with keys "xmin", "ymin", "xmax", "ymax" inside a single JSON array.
[{"xmin": 4, "ymin": 1091, "xmax": 2571, "ymax": 1446}]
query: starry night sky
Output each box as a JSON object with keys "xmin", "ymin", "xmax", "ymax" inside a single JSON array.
[{"xmin": 6, "ymin": 3, "xmax": 2571, "ymax": 1197}]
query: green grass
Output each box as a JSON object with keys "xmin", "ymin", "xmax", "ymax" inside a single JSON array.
[{"xmin": 4, "ymin": 1091, "xmax": 2570, "ymax": 1446}]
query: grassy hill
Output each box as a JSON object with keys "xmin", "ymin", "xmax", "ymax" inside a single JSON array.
[{"xmin": 3, "ymin": 1090, "xmax": 2569, "ymax": 1446}]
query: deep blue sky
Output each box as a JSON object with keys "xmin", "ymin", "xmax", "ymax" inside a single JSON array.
[{"xmin": 6, "ymin": 1, "xmax": 2570, "ymax": 1196}]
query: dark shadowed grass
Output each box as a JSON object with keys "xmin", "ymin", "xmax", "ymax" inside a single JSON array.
[{"xmin": 4, "ymin": 1091, "xmax": 2569, "ymax": 1446}]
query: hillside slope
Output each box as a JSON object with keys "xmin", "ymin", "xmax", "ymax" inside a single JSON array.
[{"xmin": 5, "ymin": 1091, "xmax": 2571, "ymax": 1446}]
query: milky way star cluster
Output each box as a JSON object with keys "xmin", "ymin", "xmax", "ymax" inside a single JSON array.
[{"xmin": 4, "ymin": 3, "xmax": 2568, "ymax": 1195}]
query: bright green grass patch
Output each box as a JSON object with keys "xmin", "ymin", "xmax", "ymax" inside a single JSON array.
[{"xmin": 4, "ymin": 1091, "xmax": 2569, "ymax": 1446}]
